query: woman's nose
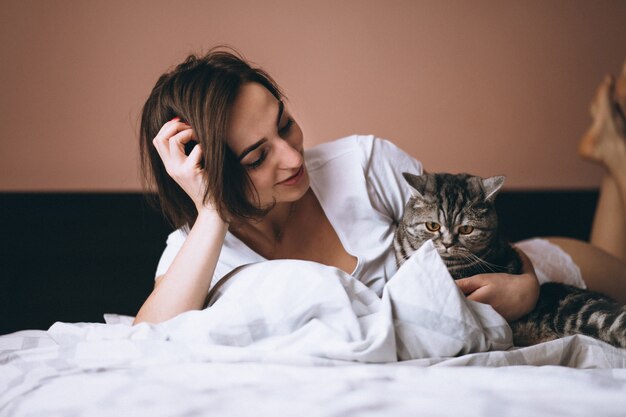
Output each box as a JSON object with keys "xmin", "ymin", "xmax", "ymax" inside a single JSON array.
[{"xmin": 274, "ymin": 137, "xmax": 302, "ymax": 168}]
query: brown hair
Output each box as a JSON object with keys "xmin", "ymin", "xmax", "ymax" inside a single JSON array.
[{"xmin": 139, "ymin": 47, "xmax": 285, "ymax": 229}]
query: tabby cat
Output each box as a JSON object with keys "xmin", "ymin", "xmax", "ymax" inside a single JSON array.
[{"xmin": 393, "ymin": 172, "xmax": 626, "ymax": 348}]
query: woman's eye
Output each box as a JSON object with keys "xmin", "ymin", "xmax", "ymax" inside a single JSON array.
[
  {"xmin": 278, "ymin": 118, "xmax": 294, "ymax": 136},
  {"xmin": 425, "ymin": 222, "xmax": 440, "ymax": 232},
  {"xmin": 247, "ymin": 150, "xmax": 267, "ymax": 170},
  {"xmin": 458, "ymin": 225, "xmax": 474, "ymax": 234}
]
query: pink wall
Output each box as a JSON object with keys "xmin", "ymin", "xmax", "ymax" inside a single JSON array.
[{"xmin": 1, "ymin": 0, "xmax": 625, "ymax": 191}]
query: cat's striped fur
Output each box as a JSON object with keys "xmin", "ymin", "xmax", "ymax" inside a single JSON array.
[{"xmin": 393, "ymin": 172, "xmax": 626, "ymax": 348}]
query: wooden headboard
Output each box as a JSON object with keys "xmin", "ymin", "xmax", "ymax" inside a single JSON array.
[{"xmin": 0, "ymin": 190, "xmax": 598, "ymax": 334}]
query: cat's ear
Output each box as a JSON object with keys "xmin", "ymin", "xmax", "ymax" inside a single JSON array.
[
  {"xmin": 402, "ymin": 172, "xmax": 430, "ymax": 199},
  {"xmin": 481, "ymin": 176, "xmax": 505, "ymax": 202}
]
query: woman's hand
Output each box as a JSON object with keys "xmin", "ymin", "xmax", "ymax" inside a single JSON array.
[
  {"xmin": 455, "ymin": 250, "xmax": 540, "ymax": 321},
  {"xmin": 152, "ymin": 118, "xmax": 213, "ymax": 213}
]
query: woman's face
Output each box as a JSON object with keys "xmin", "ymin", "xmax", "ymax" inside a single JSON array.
[{"xmin": 226, "ymin": 82, "xmax": 309, "ymax": 208}]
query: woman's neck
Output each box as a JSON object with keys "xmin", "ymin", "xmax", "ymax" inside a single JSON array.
[{"xmin": 230, "ymin": 190, "xmax": 310, "ymax": 258}]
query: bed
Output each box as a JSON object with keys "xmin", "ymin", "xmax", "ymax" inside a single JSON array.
[{"xmin": 2, "ymin": 190, "xmax": 625, "ymax": 416}]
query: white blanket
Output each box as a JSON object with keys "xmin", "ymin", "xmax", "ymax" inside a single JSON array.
[
  {"xmin": 47, "ymin": 241, "xmax": 512, "ymax": 364},
  {"xmin": 1, "ymin": 241, "xmax": 626, "ymax": 416}
]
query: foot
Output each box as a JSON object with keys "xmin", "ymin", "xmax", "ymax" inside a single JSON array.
[{"xmin": 578, "ymin": 74, "xmax": 626, "ymax": 177}]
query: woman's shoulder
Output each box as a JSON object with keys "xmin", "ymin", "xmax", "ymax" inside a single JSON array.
[
  {"xmin": 165, "ymin": 226, "xmax": 190, "ymax": 241},
  {"xmin": 304, "ymin": 134, "xmax": 397, "ymax": 170},
  {"xmin": 305, "ymin": 135, "xmax": 419, "ymax": 172}
]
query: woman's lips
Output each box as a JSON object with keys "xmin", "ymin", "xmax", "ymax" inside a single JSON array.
[{"xmin": 278, "ymin": 166, "xmax": 305, "ymax": 185}]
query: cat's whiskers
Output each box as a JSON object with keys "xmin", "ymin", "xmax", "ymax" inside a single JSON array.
[
  {"xmin": 466, "ymin": 252, "xmax": 514, "ymax": 275},
  {"xmin": 466, "ymin": 252, "xmax": 507, "ymax": 271},
  {"xmin": 447, "ymin": 251, "xmax": 505, "ymax": 275}
]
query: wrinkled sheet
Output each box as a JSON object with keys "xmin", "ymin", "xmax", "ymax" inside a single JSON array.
[
  {"xmin": 2, "ymin": 329, "xmax": 626, "ymax": 417},
  {"xmin": 2, "ymin": 241, "xmax": 626, "ymax": 416}
]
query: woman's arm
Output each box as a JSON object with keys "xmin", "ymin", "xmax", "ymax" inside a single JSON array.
[
  {"xmin": 133, "ymin": 209, "xmax": 227, "ymax": 325},
  {"xmin": 133, "ymin": 119, "xmax": 228, "ymax": 325},
  {"xmin": 454, "ymin": 250, "xmax": 540, "ymax": 321}
]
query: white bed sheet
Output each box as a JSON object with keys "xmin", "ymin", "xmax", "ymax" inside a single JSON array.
[
  {"xmin": 1, "ymin": 329, "xmax": 625, "ymax": 417},
  {"xmin": 1, "ymin": 241, "xmax": 625, "ymax": 416}
]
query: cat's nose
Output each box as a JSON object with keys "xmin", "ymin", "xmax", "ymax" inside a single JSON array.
[{"xmin": 442, "ymin": 241, "xmax": 454, "ymax": 249}]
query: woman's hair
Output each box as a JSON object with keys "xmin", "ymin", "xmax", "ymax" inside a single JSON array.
[{"xmin": 139, "ymin": 47, "xmax": 285, "ymax": 229}]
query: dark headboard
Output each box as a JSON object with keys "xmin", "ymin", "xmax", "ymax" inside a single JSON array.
[{"xmin": 0, "ymin": 190, "xmax": 598, "ymax": 335}]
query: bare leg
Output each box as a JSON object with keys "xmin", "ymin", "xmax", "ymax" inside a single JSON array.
[
  {"xmin": 543, "ymin": 63, "xmax": 626, "ymax": 303},
  {"xmin": 589, "ymin": 175, "xmax": 626, "ymax": 261},
  {"xmin": 546, "ymin": 237, "xmax": 626, "ymax": 304},
  {"xmin": 578, "ymin": 64, "xmax": 626, "ymax": 261}
]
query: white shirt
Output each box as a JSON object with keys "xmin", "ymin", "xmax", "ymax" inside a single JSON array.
[{"xmin": 155, "ymin": 135, "xmax": 423, "ymax": 296}]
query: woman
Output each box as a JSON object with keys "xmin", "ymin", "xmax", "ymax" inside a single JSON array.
[{"xmin": 133, "ymin": 48, "xmax": 626, "ymax": 326}]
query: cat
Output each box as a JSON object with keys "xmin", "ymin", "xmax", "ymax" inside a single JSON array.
[{"xmin": 393, "ymin": 172, "xmax": 626, "ymax": 348}]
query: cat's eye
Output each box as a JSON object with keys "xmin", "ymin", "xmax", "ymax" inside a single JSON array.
[
  {"xmin": 458, "ymin": 225, "xmax": 474, "ymax": 234},
  {"xmin": 425, "ymin": 222, "xmax": 440, "ymax": 232}
]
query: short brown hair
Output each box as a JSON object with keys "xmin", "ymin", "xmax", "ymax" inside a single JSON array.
[{"xmin": 139, "ymin": 47, "xmax": 285, "ymax": 229}]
